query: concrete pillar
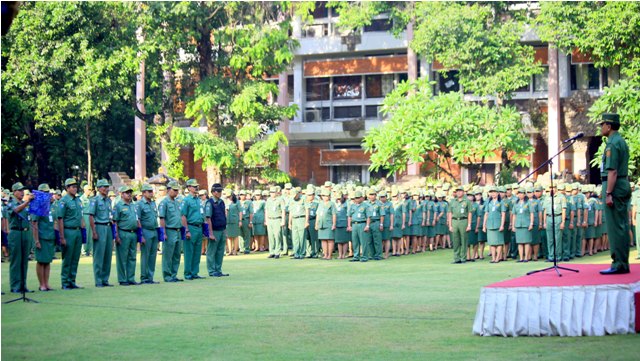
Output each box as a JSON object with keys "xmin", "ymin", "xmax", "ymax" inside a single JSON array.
[
  {"xmin": 278, "ymin": 72, "xmax": 290, "ymax": 174},
  {"xmin": 135, "ymin": 59, "xmax": 146, "ymax": 180},
  {"xmin": 547, "ymin": 45, "xmax": 561, "ymax": 173},
  {"xmin": 293, "ymin": 57, "xmax": 304, "ymax": 122},
  {"xmin": 558, "ymin": 50, "xmax": 570, "ymax": 98},
  {"xmin": 407, "ymin": 21, "xmax": 418, "ymax": 82}
]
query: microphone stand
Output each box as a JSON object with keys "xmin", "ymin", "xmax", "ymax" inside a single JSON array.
[{"xmin": 518, "ymin": 139, "xmax": 579, "ymax": 277}]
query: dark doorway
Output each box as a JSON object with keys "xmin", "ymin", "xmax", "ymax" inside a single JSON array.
[{"xmin": 587, "ymin": 136, "xmax": 603, "ymax": 184}]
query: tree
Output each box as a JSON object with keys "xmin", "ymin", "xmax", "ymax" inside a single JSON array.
[
  {"xmin": 363, "ymin": 78, "xmax": 533, "ymax": 183},
  {"xmin": 536, "ymin": 2, "xmax": 640, "ymax": 178},
  {"xmin": 1, "ymin": 2, "xmax": 139, "ymax": 186}
]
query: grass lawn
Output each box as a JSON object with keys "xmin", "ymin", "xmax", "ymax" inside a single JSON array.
[{"xmin": 2, "ymin": 247, "xmax": 638, "ymax": 361}]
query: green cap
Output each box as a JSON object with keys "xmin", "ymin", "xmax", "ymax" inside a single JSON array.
[
  {"xmin": 119, "ymin": 185, "xmax": 133, "ymax": 193},
  {"xmin": 96, "ymin": 179, "xmax": 110, "ymax": 188},
  {"xmin": 354, "ymin": 191, "xmax": 363, "ymax": 198},
  {"xmin": 534, "ymin": 186, "xmax": 544, "ymax": 192},
  {"xmin": 108, "ymin": 191, "xmax": 115, "ymax": 197},
  {"xmin": 64, "ymin": 178, "xmax": 78, "ymax": 187},
  {"xmin": 198, "ymin": 189, "xmax": 207, "ymax": 196},
  {"xmin": 284, "ymin": 183, "xmax": 293, "ymax": 190},
  {"xmin": 455, "ymin": 185, "xmax": 464, "ymax": 192},
  {"xmin": 186, "ymin": 179, "xmax": 199, "ymax": 187},
  {"xmin": 261, "ymin": 190, "xmax": 269, "ymax": 196},
  {"xmin": 37, "ymin": 183, "xmax": 50, "ymax": 192},
  {"xmin": 11, "ymin": 182, "xmax": 26, "ymax": 191},
  {"xmin": 305, "ymin": 189, "xmax": 314, "ymax": 196},
  {"xmin": 158, "ymin": 185, "xmax": 167, "ymax": 191},
  {"xmin": 269, "ymin": 186, "xmax": 277, "ymax": 193},
  {"xmin": 517, "ymin": 187, "xmax": 526, "ymax": 194},
  {"xmin": 167, "ymin": 181, "xmax": 180, "ymax": 190},
  {"xmin": 557, "ymin": 183, "xmax": 565, "ymax": 191},
  {"xmin": 321, "ymin": 189, "xmax": 331, "ymax": 196},
  {"xmin": 599, "ymin": 113, "xmax": 620, "ymax": 125},
  {"xmin": 487, "ymin": 186, "xmax": 497, "ymax": 192},
  {"xmin": 497, "ymin": 186, "xmax": 506, "ymax": 193},
  {"xmin": 141, "ymin": 183, "xmax": 154, "ymax": 192},
  {"xmin": 238, "ymin": 189, "xmax": 246, "ymax": 195},
  {"xmin": 378, "ymin": 192, "xmax": 387, "ymax": 198},
  {"xmin": 324, "ymin": 181, "xmax": 332, "ymax": 187}
]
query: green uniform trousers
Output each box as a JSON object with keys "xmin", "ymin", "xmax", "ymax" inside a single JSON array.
[
  {"xmin": 602, "ymin": 181, "xmax": 631, "ymax": 272},
  {"xmin": 116, "ymin": 230, "xmax": 137, "ymax": 283},
  {"xmin": 369, "ymin": 221, "xmax": 383, "ymax": 259},
  {"xmin": 8, "ymin": 229, "xmax": 30, "ymax": 291},
  {"xmin": 206, "ymin": 229, "xmax": 226, "ymax": 275},
  {"xmin": 82, "ymin": 214, "xmax": 93, "ymax": 255},
  {"xmin": 162, "ymin": 229, "xmax": 181, "ymax": 281},
  {"xmin": 545, "ymin": 217, "xmax": 563, "ymax": 261},
  {"xmin": 61, "ymin": 228, "xmax": 82, "ymax": 287},
  {"xmin": 351, "ymin": 222, "xmax": 371, "ymax": 261},
  {"xmin": 282, "ymin": 214, "xmax": 291, "ymax": 254},
  {"xmin": 635, "ymin": 218, "xmax": 639, "ymax": 259},
  {"xmin": 561, "ymin": 220, "xmax": 573, "ymax": 260},
  {"xmin": 240, "ymin": 220, "xmax": 251, "ymax": 253},
  {"xmin": 539, "ymin": 227, "xmax": 548, "ymax": 259},
  {"xmin": 305, "ymin": 220, "xmax": 319, "ymax": 257},
  {"xmin": 451, "ymin": 219, "xmax": 468, "ymax": 262},
  {"xmin": 184, "ymin": 224, "xmax": 203, "ymax": 279},
  {"xmin": 267, "ymin": 219, "xmax": 283, "ymax": 256},
  {"xmin": 92, "ymin": 224, "xmax": 113, "ymax": 286},
  {"xmin": 574, "ymin": 226, "xmax": 584, "ymax": 257},
  {"xmin": 140, "ymin": 228, "xmax": 158, "ymax": 282},
  {"xmin": 291, "ymin": 218, "xmax": 306, "ymax": 258}
]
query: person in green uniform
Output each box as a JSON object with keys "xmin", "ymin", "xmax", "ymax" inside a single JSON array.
[
  {"xmin": 205, "ymin": 183, "xmax": 229, "ymax": 277},
  {"xmin": 347, "ymin": 191, "xmax": 372, "ymax": 262},
  {"xmin": 113, "ymin": 185, "xmax": 139, "ymax": 286},
  {"xmin": 526, "ymin": 188, "xmax": 543, "ymax": 261},
  {"xmin": 58, "ymin": 178, "xmax": 86, "ymax": 290},
  {"xmin": 483, "ymin": 186, "xmax": 506, "ymax": 263},
  {"xmin": 181, "ymin": 179, "xmax": 205, "ymax": 279},
  {"xmin": 572, "ymin": 183, "xmax": 587, "ymax": 257},
  {"xmin": 155, "ymin": 185, "xmax": 167, "ymax": 256},
  {"xmin": 583, "ymin": 186, "xmax": 598, "ymax": 256},
  {"xmin": 367, "ymin": 189, "xmax": 385, "ymax": 260},
  {"xmin": 31, "ymin": 184, "xmax": 57, "ymax": 291},
  {"xmin": 558, "ymin": 183, "xmax": 575, "ymax": 261},
  {"xmin": 305, "ymin": 188, "xmax": 320, "ymax": 258},
  {"xmin": 598, "ymin": 113, "xmax": 632, "ymax": 274},
  {"xmin": 288, "ymin": 188, "xmax": 306, "ymax": 259},
  {"xmin": 239, "ymin": 190, "xmax": 253, "ymax": 254},
  {"xmin": 448, "ymin": 186, "xmax": 472, "ymax": 263},
  {"xmin": 334, "ymin": 191, "xmax": 350, "ymax": 259},
  {"xmin": 512, "ymin": 188, "xmax": 534, "ymax": 262},
  {"xmin": 199, "ymin": 189, "xmax": 209, "ymax": 255},
  {"xmin": 390, "ymin": 191, "xmax": 405, "ymax": 256},
  {"xmin": 159, "ymin": 182, "xmax": 183, "ymax": 282},
  {"xmin": 282, "ymin": 183, "xmax": 293, "ymax": 255},
  {"xmin": 466, "ymin": 191, "xmax": 479, "ymax": 261},
  {"xmin": 379, "ymin": 192, "xmax": 393, "ymax": 259},
  {"xmin": 316, "ymin": 189, "xmax": 336, "ymax": 260},
  {"xmin": 80, "ymin": 184, "xmax": 94, "ymax": 257},
  {"xmin": 401, "ymin": 189, "xmax": 412, "ymax": 254},
  {"xmin": 408, "ymin": 190, "xmax": 422, "ymax": 255},
  {"xmin": 500, "ymin": 186, "xmax": 513, "ymax": 261},
  {"xmin": 88, "ymin": 179, "xmax": 114, "ymax": 287},
  {"xmin": 474, "ymin": 189, "xmax": 487, "ymax": 260},
  {"xmin": 542, "ymin": 184, "xmax": 567, "ymax": 262},
  {"xmin": 7, "ymin": 182, "xmax": 34, "ymax": 293},
  {"xmin": 632, "ymin": 182, "xmax": 639, "ymax": 259},
  {"xmin": 225, "ymin": 190, "xmax": 241, "ymax": 256},
  {"xmin": 251, "ymin": 191, "xmax": 267, "ymax": 252},
  {"xmin": 137, "ymin": 184, "xmax": 159, "ymax": 284},
  {"xmin": 265, "ymin": 187, "xmax": 285, "ymax": 259},
  {"xmin": 535, "ymin": 185, "xmax": 548, "ymax": 260}
]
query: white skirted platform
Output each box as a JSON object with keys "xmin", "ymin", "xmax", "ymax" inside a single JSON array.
[{"xmin": 473, "ymin": 264, "xmax": 640, "ymax": 337}]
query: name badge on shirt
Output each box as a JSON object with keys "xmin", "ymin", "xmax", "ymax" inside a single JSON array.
[
  {"xmin": 357, "ymin": 213, "xmax": 362, "ymax": 218},
  {"xmin": 310, "ymin": 210, "xmax": 315, "ymax": 216},
  {"xmin": 492, "ymin": 207, "xmax": 496, "ymax": 212},
  {"xmin": 200, "ymin": 207, "xmax": 204, "ymax": 215},
  {"xmin": 373, "ymin": 211, "xmax": 377, "ymax": 217},
  {"xmin": 49, "ymin": 214, "xmax": 53, "ymax": 222},
  {"xmin": 461, "ymin": 208, "xmax": 464, "ymax": 214},
  {"xmin": 520, "ymin": 209, "xmax": 523, "ymax": 214}
]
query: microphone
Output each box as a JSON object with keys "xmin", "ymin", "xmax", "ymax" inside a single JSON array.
[{"xmin": 563, "ymin": 132, "xmax": 585, "ymax": 143}]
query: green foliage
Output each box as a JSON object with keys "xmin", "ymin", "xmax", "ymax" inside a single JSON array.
[
  {"xmin": 171, "ymin": 127, "xmax": 236, "ymax": 170},
  {"xmin": 363, "ymin": 78, "xmax": 533, "ymax": 179}
]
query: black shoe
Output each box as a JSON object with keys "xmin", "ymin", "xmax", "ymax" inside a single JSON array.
[
  {"xmin": 95, "ymin": 284, "xmax": 105, "ymax": 288},
  {"xmin": 562, "ymin": 257, "xmax": 570, "ymax": 262},
  {"xmin": 349, "ymin": 259, "xmax": 360, "ymax": 262},
  {"xmin": 218, "ymin": 272, "xmax": 229, "ymax": 277},
  {"xmin": 452, "ymin": 261, "xmax": 462, "ymax": 264},
  {"xmin": 274, "ymin": 255, "xmax": 280, "ymax": 259},
  {"xmin": 119, "ymin": 282, "xmax": 130, "ymax": 286},
  {"xmin": 268, "ymin": 254, "xmax": 275, "ymax": 258},
  {"xmin": 145, "ymin": 280, "xmax": 160, "ymax": 284},
  {"xmin": 244, "ymin": 251, "xmax": 250, "ymax": 254},
  {"xmin": 192, "ymin": 275, "xmax": 205, "ymax": 280},
  {"xmin": 103, "ymin": 283, "xmax": 114, "ymax": 287},
  {"xmin": 467, "ymin": 259, "xmax": 474, "ymax": 262},
  {"xmin": 174, "ymin": 278, "xmax": 184, "ymax": 282},
  {"xmin": 184, "ymin": 276, "xmax": 194, "ymax": 280},
  {"xmin": 62, "ymin": 285, "xmax": 74, "ymax": 290},
  {"xmin": 165, "ymin": 278, "xmax": 176, "ymax": 283},
  {"xmin": 128, "ymin": 281, "xmax": 140, "ymax": 286},
  {"xmin": 71, "ymin": 284, "xmax": 83, "ymax": 289},
  {"xmin": 599, "ymin": 267, "xmax": 630, "ymax": 275},
  {"xmin": 360, "ymin": 259, "xmax": 368, "ymax": 262},
  {"xmin": 10, "ymin": 289, "xmax": 21, "ymax": 294}
]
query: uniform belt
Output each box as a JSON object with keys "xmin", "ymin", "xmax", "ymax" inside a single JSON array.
[
  {"xmin": 352, "ymin": 221, "xmax": 366, "ymax": 224},
  {"xmin": 308, "ymin": 217, "xmax": 316, "ymax": 220},
  {"xmin": 293, "ymin": 216, "xmax": 305, "ymax": 219},
  {"xmin": 268, "ymin": 217, "xmax": 282, "ymax": 220},
  {"xmin": 95, "ymin": 222, "xmax": 111, "ymax": 225},
  {"xmin": 118, "ymin": 228, "xmax": 136, "ymax": 233},
  {"xmin": 142, "ymin": 227, "xmax": 158, "ymax": 231},
  {"xmin": 601, "ymin": 175, "xmax": 628, "ymax": 182},
  {"xmin": 166, "ymin": 227, "xmax": 180, "ymax": 230},
  {"xmin": 187, "ymin": 223, "xmax": 202, "ymax": 227},
  {"xmin": 64, "ymin": 226, "xmax": 81, "ymax": 230},
  {"xmin": 452, "ymin": 217, "xmax": 467, "ymax": 220},
  {"xmin": 10, "ymin": 227, "xmax": 28, "ymax": 231},
  {"xmin": 546, "ymin": 214, "xmax": 562, "ymax": 217},
  {"xmin": 370, "ymin": 219, "xmax": 380, "ymax": 223}
]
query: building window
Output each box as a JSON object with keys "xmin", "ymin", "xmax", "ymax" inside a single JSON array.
[
  {"xmin": 398, "ymin": 73, "xmax": 408, "ymax": 84},
  {"xmin": 288, "ymin": 75, "xmax": 294, "ymax": 101},
  {"xmin": 533, "ymin": 66, "xmax": 549, "ymax": 92},
  {"xmin": 365, "ymin": 105, "xmax": 381, "ymax": 119},
  {"xmin": 333, "ymin": 166, "xmax": 362, "ymax": 184},
  {"xmin": 333, "ymin": 76, "xmax": 362, "ymax": 100},
  {"xmin": 438, "ymin": 70, "xmax": 459, "ymax": 93},
  {"xmin": 364, "ymin": 18, "xmax": 392, "ymax": 32},
  {"xmin": 306, "ymin": 77, "xmax": 330, "ymax": 101},
  {"xmin": 365, "ymin": 74, "xmax": 394, "ymax": 98},
  {"xmin": 334, "ymin": 106, "xmax": 361, "ymax": 119},
  {"xmin": 570, "ymin": 63, "xmax": 602, "ymax": 91}
]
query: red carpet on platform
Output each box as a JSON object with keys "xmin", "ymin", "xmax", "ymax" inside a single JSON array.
[{"xmin": 473, "ymin": 264, "xmax": 640, "ymax": 337}]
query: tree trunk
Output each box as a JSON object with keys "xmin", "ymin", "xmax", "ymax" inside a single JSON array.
[{"xmin": 86, "ymin": 122, "xmax": 92, "ymax": 186}]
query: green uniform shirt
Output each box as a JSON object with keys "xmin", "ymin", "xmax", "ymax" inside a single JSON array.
[
  {"xmin": 113, "ymin": 200, "xmax": 138, "ymax": 230},
  {"xmin": 266, "ymin": 197, "xmax": 284, "ymax": 219},
  {"xmin": 368, "ymin": 200, "xmax": 384, "ymax": 222},
  {"xmin": 306, "ymin": 199, "xmax": 319, "ymax": 219},
  {"xmin": 392, "ymin": 201, "xmax": 404, "ymax": 228},
  {"xmin": 502, "ymin": 197, "xmax": 513, "ymax": 226},
  {"xmin": 241, "ymin": 199, "xmax": 253, "ymax": 220},
  {"xmin": 335, "ymin": 201, "xmax": 348, "ymax": 228},
  {"xmin": 542, "ymin": 194, "xmax": 567, "ymax": 216},
  {"xmin": 181, "ymin": 194, "xmax": 204, "ymax": 225},
  {"xmin": 601, "ymin": 131, "xmax": 629, "ymax": 178},
  {"xmin": 349, "ymin": 202, "xmax": 371, "ymax": 222},
  {"xmin": 484, "ymin": 199, "xmax": 506, "ymax": 230},
  {"xmin": 30, "ymin": 202, "xmax": 57, "ymax": 240},
  {"xmin": 316, "ymin": 200, "xmax": 336, "ymax": 229},
  {"xmin": 6, "ymin": 197, "xmax": 29, "ymax": 230},
  {"xmin": 528, "ymin": 198, "xmax": 541, "ymax": 226},
  {"xmin": 586, "ymin": 197, "xmax": 598, "ymax": 225},
  {"xmin": 58, "ymin": 194, "xmax": 83, "ymax": 227},
  {"xmin": 564, "ymin": 194, "xmax": 576, "ymax": 222},
  {"xmin": 226, "ymin": 201, "xmax": 240, "ymax": 224},
  {"xmin": 158, "ymin": 196, "xmax": 182, "ymax": 228},
  {"xmin": 438, "ymin": 202, "xmax": 449, "ymax": 225},
  {"xmin": 137, "ymin": 198, "xmax": 159, "ymax": 229},
  {"xmin": 80, "ymin": 194, "xmax": 92, "ymax": 215},
  {"xmin": 513, "ymin": 200, "xmax": 533, "ymax": 228},
  {"xmin": 449, "ymin": 198, "xmax": 472, "ymax": 219},
  {"xmin": 88, "ymin": 194, "xmax": 113, "ymax": 223},
  {"xmin": 289, "ymin": 198, "xmax": 306, "ymax": 218},
  {"xmin": 252, "ymin": 199, "xmax": 265, "ymax": 224},
  {"xmin": 380, "ymin": 200, "xmax": 392, "ymax": 228}
]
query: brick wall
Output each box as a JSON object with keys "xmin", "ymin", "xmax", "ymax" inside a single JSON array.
[
  {"xmin": 179, "ymin": 147, "xmax": 208, "ymax": 189},
  {"xmin": 289, "ymin": 145, "xmax": 330, "ymax": 184}
]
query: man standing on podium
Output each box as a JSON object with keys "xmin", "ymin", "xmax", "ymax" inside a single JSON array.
[{"xmin": 598, "ymin": 113, "xmax": 631, "ymax": 275}]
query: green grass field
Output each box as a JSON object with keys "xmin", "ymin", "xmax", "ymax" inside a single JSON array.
[{"xmin": 2, "ymin": 247, "xmax": 638, "ymax": 361}]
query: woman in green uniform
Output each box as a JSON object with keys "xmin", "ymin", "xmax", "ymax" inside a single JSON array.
[
  {"xmin": 390, "ymin": 191, "xmax": 404, "ymax": 256},
  {"xmin": 379, "ymin": 192, "xmax": 393, "ymax": 258},
  {"xmin": 474, "ymin": 189, "xmax": 486, "ymax": 259},
  {"xmin": 436, "ymin": 192, "xmax": 448, "ymax": 250},
  {"xmin": 512, "ymin": 188, "xmax": 534, "ymax": 262},
  {"xmin": 425, "ymin": 192, "xmax": 436, "ymax": 251},
  {"xmin": 409, "ymin": 191, "xmax": 423, "ymax": 254},
  {"xmin": 225, "ymin": 191, "xmax": 241, "ymax": 256},
  {"xmin": 401, "ymin": 189, "xmax": 411, "ymax": 255},
  {"xmin": 483, "ymin": 186, "xmax": 506, "ymax": 263},
  {"xmin": 334, "ymin": 191, "xmax": 349, "ymax": 259},
  {"xmin": 584, "ymin": 186, "xmax": 598, "ymax": 256},
  {"xmin": 527, "ymin": 188, "xmax": 542, "ymax": 261},
  {"xmin": 31, "ymin": 184, "xmax": 56, "ymax": 291},
  {"xmin": 466, "ymin": 191, "xmax": 479, "ymax": 261},
  {"xmin": 316, "ymin": 189, "xmax": 336, "ymax": 260},
  {"xmin": 252, "ymin": 191, "xmax": 267, "ymax": 252}
]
